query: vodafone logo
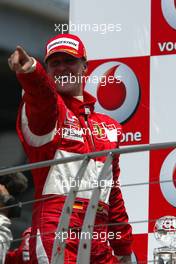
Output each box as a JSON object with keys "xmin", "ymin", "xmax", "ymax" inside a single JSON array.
[
  {"xmin": 85, "ymin": 61, "xmax": 140, "ymax": 123},
  {"xmin": 160, "ymin": 149, "xmax": 176, "ymax": 207},
  {"xmin": 161, "ymin": 0, "xmax": 176, "ymax": 30}
]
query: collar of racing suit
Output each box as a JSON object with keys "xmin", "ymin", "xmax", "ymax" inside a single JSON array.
[
  {"xmin": 74, "ymin": 95, "xmax": 84, "ymax": 102},
  {"xmin": 62, "ymin": 90, "xmax": 96, "ymax": 117}
]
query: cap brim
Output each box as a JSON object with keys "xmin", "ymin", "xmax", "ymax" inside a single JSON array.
[{"xmin": 44, "ymin": 48, "xmax": 82, "ymax": 62}]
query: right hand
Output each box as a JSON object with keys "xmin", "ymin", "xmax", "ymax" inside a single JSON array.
[{"xmin": 8, "ymin": 45, "xmax": 34, "ymax": 73}]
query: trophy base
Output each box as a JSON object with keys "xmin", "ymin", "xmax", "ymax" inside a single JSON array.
[{"xmin": 154, "ymin": 247, "xmax": 176, "ymax": 264}]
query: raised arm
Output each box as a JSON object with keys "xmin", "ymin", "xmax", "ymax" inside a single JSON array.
[{"xmin": 8, "ymin": 46, "xmax": 59, "ymax": 136}]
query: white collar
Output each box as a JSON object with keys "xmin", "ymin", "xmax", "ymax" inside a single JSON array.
[{"xmin": 74, "ymin": 95, "xmax": 84, "ymax": 102}]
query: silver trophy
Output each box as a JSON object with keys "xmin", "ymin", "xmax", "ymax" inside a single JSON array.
[{"xmin": 154, "ymin": 216, "xmax": 176, "ymax": 263}]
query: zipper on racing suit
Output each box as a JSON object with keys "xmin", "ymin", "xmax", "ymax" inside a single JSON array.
[
  {"xmin": 85, "ymin": 118, "xmax": 96, "ymax": 152},
  {"xmin": 78, "ymin": 113, "xmax": 96, "ymax": 152}
]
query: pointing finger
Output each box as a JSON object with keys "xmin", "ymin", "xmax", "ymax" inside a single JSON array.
[
  {"xmin": 16, "ymin": 45, "xmax": 29, "ymax": 60},
  {"xmin": 12, "ymin": 50, "xmax": 20, "ymax": 64}
]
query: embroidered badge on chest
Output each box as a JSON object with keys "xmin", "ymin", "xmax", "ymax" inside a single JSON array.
[
  {"xmin": 92, "ymin": 121, "xmax": 118, "ymax": 142},
  {"xmin": 63, "ymin": 111, "xmax": 84, "ymax": 142}
]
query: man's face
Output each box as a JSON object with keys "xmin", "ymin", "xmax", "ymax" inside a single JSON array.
[{"xmin": 46, "ymin": 53, "xmax": 87, "ymax": 96}]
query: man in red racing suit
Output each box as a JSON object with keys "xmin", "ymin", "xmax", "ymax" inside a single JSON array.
[{"xmin": 8, "ymin": 33, "xmax": 133, "ymax": 263}]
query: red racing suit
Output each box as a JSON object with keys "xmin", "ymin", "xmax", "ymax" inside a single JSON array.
[{"xmin": 16, "ymin": 61, "xmax": 133, "ymax": 263}]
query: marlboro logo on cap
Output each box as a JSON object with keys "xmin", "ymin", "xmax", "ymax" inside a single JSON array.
[{"xmin": 44, "ymin": 33, "xmax": 87, "ymax": 62}]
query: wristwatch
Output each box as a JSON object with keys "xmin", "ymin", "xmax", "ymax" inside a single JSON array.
[
  {"xmin": 0, "ymin": 194, "xmax": 22, "ymax": 218},
  {"xmin": 0, "ymin": 194, "xmax": 14, "ymax": 206}
]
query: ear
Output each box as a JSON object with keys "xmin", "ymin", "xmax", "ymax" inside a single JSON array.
[{"xmin": 82, "ymin": 61, "xmax": 88, "ymax": 73}]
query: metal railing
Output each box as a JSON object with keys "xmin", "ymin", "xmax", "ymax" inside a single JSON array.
[{"xmin": 0, "ymin": 141, "xmax": 176, "ymax": 263}]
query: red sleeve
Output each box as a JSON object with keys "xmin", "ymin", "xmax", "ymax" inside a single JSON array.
[
  {"xmin": 108, "ymin": 151, "xmax": 133, "ymax": 256},
  {"xmin": 16, "ymin": 61, "xmax": 58, "ymax": 135}
]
